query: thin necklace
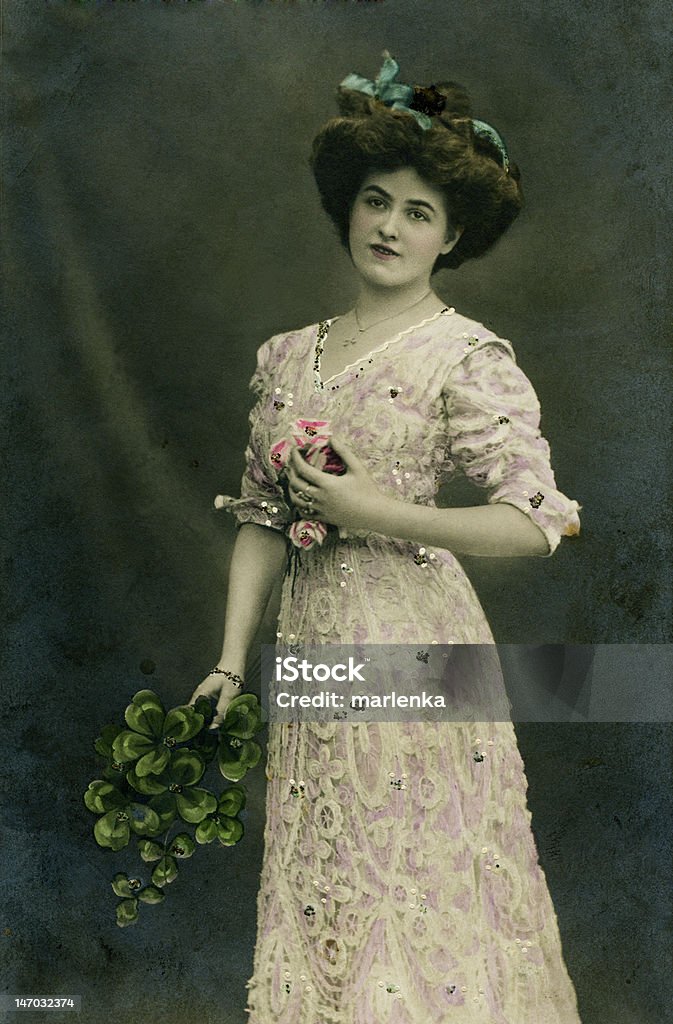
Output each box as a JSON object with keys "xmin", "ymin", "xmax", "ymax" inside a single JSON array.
[{"xmin": 341, "ymin": 288, "xmax": 434, "ymax": 346}]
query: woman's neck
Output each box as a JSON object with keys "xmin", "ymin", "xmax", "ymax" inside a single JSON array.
[{"xmin": 353, "ymin": 283, "xmax": 440, "ymax": 325}]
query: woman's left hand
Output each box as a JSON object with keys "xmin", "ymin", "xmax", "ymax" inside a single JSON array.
[{"xmin": 284, "ymin": 436, "xmax": 385, "ymax": 533}]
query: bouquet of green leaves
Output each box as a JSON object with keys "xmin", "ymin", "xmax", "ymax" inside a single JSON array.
[{"xmin": 84, "ymin": 689, "xmax": 264, "ymax": 926}]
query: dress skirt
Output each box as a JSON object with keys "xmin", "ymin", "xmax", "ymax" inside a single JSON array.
[{"xmin": 241, "ymin": 532, "xmax": 582, "ymax": 1024}]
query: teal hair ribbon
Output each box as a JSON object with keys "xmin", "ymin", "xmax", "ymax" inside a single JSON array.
[
  {"xmin": 470, "ymin": 117, "xmax": 510, "ymax": 172},
  {"xmin": 340, "ymin": 52, "xmax": 511, "ymax": 172},
  {"xmin": 340, "ymin": 52, "xmax": 433, "ymax": 131}
]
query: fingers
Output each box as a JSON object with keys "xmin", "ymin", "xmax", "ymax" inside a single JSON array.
[
  {"xmin": 286, "ymin": 452, "xmax": 323, "ymax": 512},
  {"xmin": 209, "ymin": 695, "xmax": 234, "ymax": 730},
  {"xmin": 188, "ymin": 678, "xmax": 237, "ymax": 730},
  {"xmin": 287, "ymin": 480, "xmax": 310, "ymax": 503},
  {"xmin": 187, "ymin": 678, "xmax": 218, "ymax": 705},
  {"xmin": 327, "ymin": 434, "xmax": 359, "ymax": 467},
  {"xmin": 191, "ymin": 685, "xmax": 234, "ymax": 730},
  {"xmin": 287, "ymin": 447, "xmax": 324, "ymax": 485},
  {"xmin": 285, "ymin": 452, "xmax": 308, "ymax": 491},
  {"xmin": 287, "ymin": 481, "xmax": 308, "ymax": 509}
]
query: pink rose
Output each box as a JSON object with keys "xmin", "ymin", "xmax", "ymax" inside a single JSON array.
[
  {"xmin": 288, "ymin": 519, "xmax": 328, "ymax": 550},
  {"xmin": 271, "ymin": 414, "xmax": 346, "ymax": 479},
  {"xmin": 301, "ymin": 442, "xmax": 346, "ymax": 476}
]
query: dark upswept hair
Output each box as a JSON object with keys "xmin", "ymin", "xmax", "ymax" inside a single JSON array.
[{"xmin": 309, "ymin": 81, "xmax": 523, "ymax": 271}]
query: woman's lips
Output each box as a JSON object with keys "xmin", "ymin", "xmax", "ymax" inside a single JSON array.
[{"xmin": 370, "ymin": 243, "xmax": 400, "ymax": 261}]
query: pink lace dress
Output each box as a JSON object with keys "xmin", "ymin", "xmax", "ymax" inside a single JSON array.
[{"xmin": 215, "ymin": 307, "xmax": 583, "ymax": 1024}]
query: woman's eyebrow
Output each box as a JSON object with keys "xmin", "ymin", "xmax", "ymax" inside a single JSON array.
[{"xmin": 361, "ymin": 184, "xmax": 437, "ymax": 213}]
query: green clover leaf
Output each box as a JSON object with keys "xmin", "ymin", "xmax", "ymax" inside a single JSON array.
[
  {"xmin": 112, "ymin": 874, "xmax": 165, "ymax": 927},
  {"xmin": 138, "ymin": 885, "xmax": 166, "ymax": 904},
  {"xmin": 111, "ymin": 691, "xmax": 205, "ymax": 777},
  {"xmin": 94, "ymin": 724, "xmax": 125, "ymax": 760},
  {"xmin": 116, "ymin": 898, "xmax": 139, "ymax": 927},
  {"xmin": 111, "ymin": 873, "xmax": 144, "ymax": 898},
  {"xmin": 91, "ymin": 799, "xmax": 162, "ymax": 851},
  {"xmin": 218, "ymin": 735, "xmax": 262, "ymax": 782},
  {"xmin": 168, "ymin": 833, "xmax": 196, "ymax": 859},
  {"xmin": 84, "ymin": 780, "xmax": 127, "ymax": 815},
  {"xmin": 144, "ymin": 792, "xmax": 178, "ymax": 834},
  {"xmin": 194, "ymin": 785, "xmax": 246, "ymax": 847},
  {"xmin": 222, "ymin": 694, "xmax": 264, "ymax": 739},
  {"xmin": 194, "ymin": 818, "xmax": 218, "ymax": 844},
  {"xmin": 137, "ymin": 839, "xmax": 164, "ymax": 863},
  {"xmin": 128, "ymin": 750, "xmax": 217, "ymax": 827},
  {"xmin": 85, "ymin": 781, "xmax": 162, "ymax": 850},
  {"xmin": 125, "ymin": 768, "xmax": 167, "ymax": 796},
  {"xmin": 151, "ymin": 855, "xmax": 178, "ymax": 887},
  {"xmin": 214, "ymin": 816, "xmax": 243, "ymax": 847},
  {"xmin": 124, "ymin": 690, "xmax": 166, "ymax": 737},
  {"xmin": 218, "ymin": 785, "xmax": 246, "ymax": 817}
]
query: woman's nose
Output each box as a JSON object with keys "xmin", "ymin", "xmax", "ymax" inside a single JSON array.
[{"xmin": 378, "ymin": 208, "xmax": 400, "ymax": 238}]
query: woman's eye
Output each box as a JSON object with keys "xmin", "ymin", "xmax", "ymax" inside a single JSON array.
[
  {"xmin": 409, "ymin": 210, "xmax": 428, "ymax": 221},
  {"xmin": 367, "ymin": 197, "xmax": 385, "ymax": 208}
]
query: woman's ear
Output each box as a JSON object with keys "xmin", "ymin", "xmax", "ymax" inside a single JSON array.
[{"xmin": 441, "ymin": 225, "xmax": 464, "ymax": 255}]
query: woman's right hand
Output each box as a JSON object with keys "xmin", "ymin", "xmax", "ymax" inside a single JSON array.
[{"xmin": 188, "ymin": 672, "xmax": 244, "ymax": 731}]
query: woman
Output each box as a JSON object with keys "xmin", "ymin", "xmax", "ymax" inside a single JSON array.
[{"xmin": 189, "ymin": 53, "xmax": 582, "ymax": 1024}]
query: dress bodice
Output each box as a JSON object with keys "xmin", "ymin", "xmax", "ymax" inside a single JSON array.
[{"xmin": 214, "ymin": 307, "xmax": 581, "ymax": 556}]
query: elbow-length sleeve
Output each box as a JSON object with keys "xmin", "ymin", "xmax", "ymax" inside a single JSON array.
[
  {"xmin": 443, "ymin": 341, "xmax": 581, "ymax": 556},
  {"xmin": 213, "ymin": 336, "xmax": 293, "ymax": 533}
]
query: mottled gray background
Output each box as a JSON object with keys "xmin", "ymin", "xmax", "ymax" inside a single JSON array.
[{"xmin": 2, "ymin": 1, "xmax": 672, "ymax": 1022}]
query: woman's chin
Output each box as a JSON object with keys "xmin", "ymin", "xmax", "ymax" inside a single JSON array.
[{"xmin": 354, "ymin": 262, "xmax": 414, "ymax": 290}]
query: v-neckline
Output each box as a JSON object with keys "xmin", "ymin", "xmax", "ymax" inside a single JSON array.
[{"xmin": 313, "ymin": 306, "xmax": 454, "ymax": 389}]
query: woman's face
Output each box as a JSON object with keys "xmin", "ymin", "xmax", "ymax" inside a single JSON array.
[{"xmin": 348, "ymin": 167, "xmax": 461, "ymax": 292}]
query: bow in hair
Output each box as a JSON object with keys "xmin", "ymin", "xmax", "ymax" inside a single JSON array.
[{"xmin": 340, "ymin": 50, "xmax": 511, "ymax": 171}]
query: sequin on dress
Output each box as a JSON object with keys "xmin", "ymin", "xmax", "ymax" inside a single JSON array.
[{"xmin": 214, "ymin": 308, "xmax": 583, "ymax": 1024}]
